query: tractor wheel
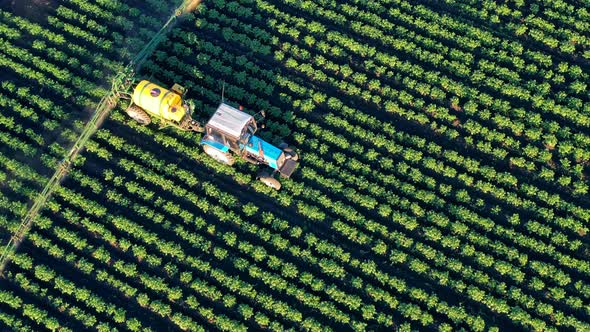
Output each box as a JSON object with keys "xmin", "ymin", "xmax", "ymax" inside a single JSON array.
[
  {"xmin": 258, "ymin": 172, "xmax": 281, "ymax": 190},
  {"xmin": 283, "ymin": 147, "xmax": 299, "ymax": 161},
  {"xmin": 126, "ymin": 105, "xmax": 151, "ymax": 125},
  {"xmin": 203, "ymin": 145, "xmax": 235, "ymax": 166}
]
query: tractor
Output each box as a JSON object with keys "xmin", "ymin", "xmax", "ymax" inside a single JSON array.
[{"xmin": 124, "ymin": 80, "xmax": 299, "ymax": 190}]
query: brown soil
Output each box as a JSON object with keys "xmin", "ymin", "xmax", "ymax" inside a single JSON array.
[{"xmin": 3, "ymin": 0, "xmax": 56, "ymax": 22}]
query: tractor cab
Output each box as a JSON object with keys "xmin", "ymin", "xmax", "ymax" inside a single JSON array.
[
  {"xmin": 204, "ymin": 103, "xmax": 257, "ymax": 153},
  {"xmin": 201, "ymin": 103, "xmax": 299, "ymax": 188}
]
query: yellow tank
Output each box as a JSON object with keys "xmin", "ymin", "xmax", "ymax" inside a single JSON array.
[{"xmin": 132, "ymin": 80, "xmax": 186, "ymax": 123}]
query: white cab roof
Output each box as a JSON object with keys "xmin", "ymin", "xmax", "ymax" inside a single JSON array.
[{"xmin": 206, "ymin": 103, "xmax": 253, "ymax": 138}]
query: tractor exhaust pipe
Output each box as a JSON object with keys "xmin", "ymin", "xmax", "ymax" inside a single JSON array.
[{"xmin": 258, "ymin": 140, "xmax": 265, "ymax": 159}]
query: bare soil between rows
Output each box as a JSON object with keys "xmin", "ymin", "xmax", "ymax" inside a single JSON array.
[{"xmin": 0, "ymin": 0, "xmax": 56, "ymax": 22}]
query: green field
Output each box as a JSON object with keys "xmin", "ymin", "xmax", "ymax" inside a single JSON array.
[{"xmin": 0, "ymin": 0, "xmax": 589, "ymax": 331}]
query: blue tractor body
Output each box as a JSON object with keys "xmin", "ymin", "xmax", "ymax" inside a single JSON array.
[
  {"xmin": 201, "ymin": 139, "xmax": 229, "ymax": 153},
  {"xmin": 242, "ymin": 135, "xmax": 283, "ymax": 170},
  {"xmin": 201, "ymin": 134, "xmax": 284, "ymax": 170}
]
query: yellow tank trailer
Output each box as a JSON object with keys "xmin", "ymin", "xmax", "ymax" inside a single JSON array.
[{"xmin": 124, "ymin": 80, "xmax": 203, "ymax": 132}]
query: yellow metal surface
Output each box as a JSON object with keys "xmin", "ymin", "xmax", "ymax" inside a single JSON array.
[{"xmin": 132, "ymin": 80, "xmax": 186, "ymax": 122}]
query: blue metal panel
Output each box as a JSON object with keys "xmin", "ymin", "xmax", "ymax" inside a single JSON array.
[
  {"xmin": 201, "ymin": 138, "xmax": 230, "ymax": 153},
  {"xmin": 243, "ymin": 136, "xmax": 283, "ymax": 169}
]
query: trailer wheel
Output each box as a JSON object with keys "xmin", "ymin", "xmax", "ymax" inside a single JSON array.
[
  {"xmin": 283, "ymin": 147, "xmax": 299, "ymax": 161},
  {"xmin": 203, "ymin": 145, "xmax": 235, "ymax": 166},
  {"xmin": 258, "ymin": 172, "xmax": 281, "ymax": 190},
  {"xmin": 126, "ymin": 105, "xmax": 151, "ymax": 125}
]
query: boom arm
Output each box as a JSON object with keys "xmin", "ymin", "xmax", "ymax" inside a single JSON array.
[
  {"xmin": 0, "ymin": 0, "xmax": 203, "ymax": 275},
  {"xmin": 132, "ymin": 0, "xmax": 198, "ymax": 72}
]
